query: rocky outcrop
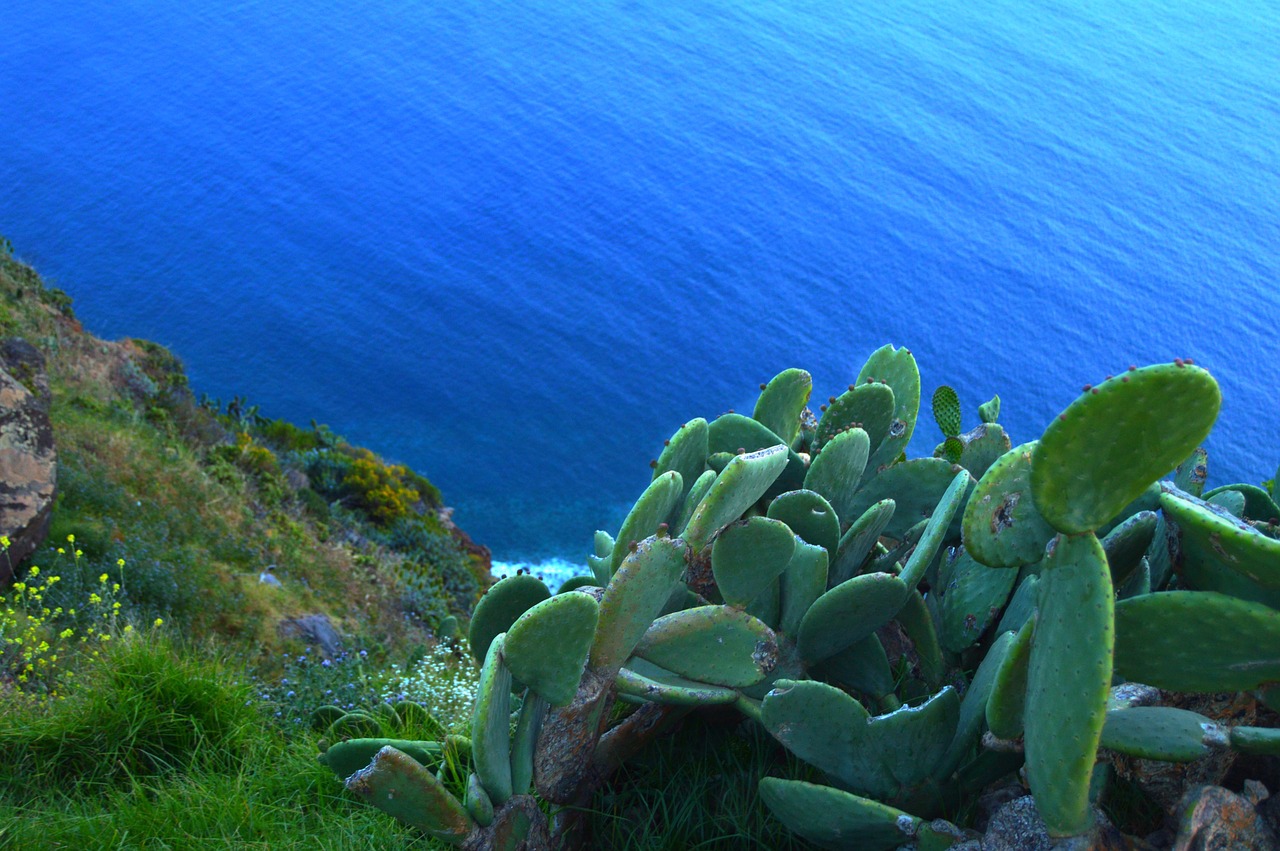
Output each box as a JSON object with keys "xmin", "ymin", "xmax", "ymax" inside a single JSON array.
[
  {"xmin": 277, "ymin": 613, "xmax": 344, "ymax": 659},
  {"xmin": 0, "ymin": 340, "xmax": 55, "ymax": 584}
]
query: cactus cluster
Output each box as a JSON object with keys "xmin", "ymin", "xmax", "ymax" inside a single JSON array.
[{"xmin": 322, "ymin": 346, "xmax": 1279, "ymax": 850}]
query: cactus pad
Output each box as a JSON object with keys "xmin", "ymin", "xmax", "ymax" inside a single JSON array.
[
  {"xmin": 753, "ymin": 368, "xmax": 813, "ymax": 447},
  {"xmin": 812, "ymin": 635, "xmax": 895, "ymax": 703},
  {"xmin": 931, "ymin": 385, "xmax": 962, "ymax": 438},
  {"xmin": 816, "ymin": 382, "xmax": 895, "ymax": 455},
  {"xmin": 858, "ymin": 345, "xmax": 921, "ymax": 472},
  {"xmin": 1101, "ymin": 510, "xmax": 1157, "ymax": 585},
  {"xmin": 504, "ymin": 593, "xmax": 599, "ymax": 706},
  {"xmin": 779, "ymin": 539, "xmax": 829, "ymax": 636},
  {"xmin": 319, "ymin": 737, "xmax": 443, "ymax": 780},
  {"xmin": 995, "ymin": 573, "xmax": 1039, "ymax": 633},
  {"xmin": 1024, "ymin": 532, "xmax": 1114, "ymax": 837},
  {"xmin": 711, "ymin": 516, "xmax": 796, "ymax": 608},
  {"xmin": 1113, "ymin": 590, "xmax": 1280, "ymax": 692},
  {"xmin": 986, "ymin": 615, "xmax": 1034, "ymax": 740},
  {"xmin": 758, "ymin": 778, "xmax": 923, "ymax": 851},
  {"xmin": 509, "ymin": 693, "xmax": 546, "ymax": 796},
  {"xmin": 683, "ymin": 445, "xmax": 789, "ymax": 551},
  {"xmin": 941, "ymin": 629, "xmax": 1015, "ymax": 778},
  {"xmin": 345, "ymin": 745, "xmax": 475, "ymax": 843},
  {"xmin": 957, "ymin": 423, "xmax": 1012, "ymax": 480},
  {"xmin": 591, "ymin": 534, "xmax": 688, "ymax": 672},
  {"xmin": 804, "ymin": 428, "xmax": 871, "ymax": 522},
  {"xmin": 469, "ymin": 575, "xmax": 552, "ymax": 665},
  {"xmin": 767, "ymin": 489, "xmax": 841, "ymax": 556},
  {"xmin": 845, "ymin": 457, "xmax": 961, "ymax": 541},
  {"xmin": 797, "ymin": 572, "xmax": 909, "ymax": 664},
  {"xmin": 1207, "ymin": 489, "xmax": 1246, "ymax": 517},
  {"xmin": 962, "ymin": 442, "xmax": 1055, "ymax": 568},
  {"xmin": 652, "ymin": 418, "xmax": 708, "ymax": 500},
  {"xmin": 634, "ymin": 605, "xmax": 778, "ymax": 687},
  {"xmin": 1229, "ymin": 726, "xmax": 1280, "ymax": 756},
  {"xmin": 1201, "ymin": 483, "xmax": 1280, "ymax": 522},
  {"xmin": 1030, "ymin": 362, "xmax": 1221, "ymax": 534},
  {"xmin": 937, "ymin": 547, "xmax": 1018, "ymax": 653},
  {"xmin": 708, "ymin": 413, "xmax": 807, "ymax": 494},
  {"xmin": 762, "ymin": 680, "xmax": 960, "ymax": 801},
  {"xmin": 471, "ymin": 633, "xmax": 514, "ymax": 804},
  {"xmin": 831, "ymin": 498, "xmax": 896, "ymax": 586},
  {"xmin": 1162, "ymin": 489, "xmax": 1280, "ymax": 605},
  {"xmin": 978, "ymin": 394, "xmax": 1001, "ymax": 424},
  {"xmin": 1174, "ymin": 447, "xmax": 1209, "ymax": 497},
  {"xmin": 465, "ymin": 772, "xmax": 495, "ymax": 827},
  {"xmin": 674, "ymin": 469, "xmax": 718, "ymax": 536},
  {"xmin": 1100, "ymin": 707, "xmax": 1220, "ymax": 762},
  {"xmin": 615, "ymin": 657, "xmax": 739, "ymax": 705},
  {"xmin": 895, "ymin": 590, "xmax": 946, "ymax": 691},
  {"xmin": 898, "ymin": 468, "xmax": 971, "ymax": 590},
  {"xmin": 610, "ymin": 471, "xmax": 684, "ymax": 572}
]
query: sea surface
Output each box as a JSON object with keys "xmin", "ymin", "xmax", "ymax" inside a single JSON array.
[{"xmin": 3, "ymin": 0, "xmax": 1278, "ymax": 585}]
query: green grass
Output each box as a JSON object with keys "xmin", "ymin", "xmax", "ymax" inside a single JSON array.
[
  {"xmin": 0, "ymin": 633, "xmax": 442, "ymax": 849},
  {"xmin": 580, "ymin": 717, "xmax": 824, "ymax": 851}
]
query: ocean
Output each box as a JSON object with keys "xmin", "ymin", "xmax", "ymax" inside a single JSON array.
[{"xmin": 3, "ymin": 0, "xmax": 1278, "ymax": 585}]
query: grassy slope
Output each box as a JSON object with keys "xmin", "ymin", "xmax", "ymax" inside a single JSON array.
[
  {"xmin": 0, "ymin": 248, "xmax": 481, "ymax": 848},
  {"xmin": 0, "ymin": 247, "xmax": 820, "ymax": 850}
]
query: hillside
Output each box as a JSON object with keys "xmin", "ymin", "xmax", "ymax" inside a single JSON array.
[{"xmin": 0, "ymin": 238, "xmax": 492, "ymax": 681}]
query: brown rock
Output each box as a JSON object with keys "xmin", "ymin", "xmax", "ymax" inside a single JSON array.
[
  {"xmin": 0, "ymin": 353, "xmax": 56, "ymax": 585},
  {"xmin": 1172, "ymin": 785, "xmax": 1278, "ymax": 851}
]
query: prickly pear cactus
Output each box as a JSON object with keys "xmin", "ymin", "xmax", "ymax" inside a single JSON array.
[{"xmin": 330, "ymin": 351, "xmax": 1280, "ymax": 851}]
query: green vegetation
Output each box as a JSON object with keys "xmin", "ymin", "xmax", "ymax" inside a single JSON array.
[
  {"xmin": 335, "ymin": 348, "xmax": 1279, "ymax": 850},
  {"xmin": 0, "ymin": 245, "xmax": 489, "ymax": 848},
  {"xmin": 3, "ymin": 241, "xmax": 1277, "ymax": 850}
]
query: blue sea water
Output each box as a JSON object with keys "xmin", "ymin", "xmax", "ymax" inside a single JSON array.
[{"xmin": 3, "ymin": 0, "xmax": 1278, "ymax": 584}]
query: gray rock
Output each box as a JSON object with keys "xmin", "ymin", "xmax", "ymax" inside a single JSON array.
[
  {"xmin": 277, "ymin": 614, "xmax": 343, "ymax": 658},
  {"xmin": 981, "ymin": 796, "xmax": 1133, "ymax": 850},
  {"xmin": 0, "ymin": 354, "xmax": 56, "ymax": 585}
]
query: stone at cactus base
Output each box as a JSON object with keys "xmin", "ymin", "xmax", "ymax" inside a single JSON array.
[
  {"xmin": 976, "ymin": 796, "xmax": 1139, "ymax": 850},
  {"xmin": 0, "ymin": 351, "xmax": 56, "ymax": 586},
  {"xmin": 1172, "ymin": 785, "xmax": 1278, "ymax": 851},
  {"xmin": 1109, "ymin": 690, "xmax": 1256, "ymax": 815}
]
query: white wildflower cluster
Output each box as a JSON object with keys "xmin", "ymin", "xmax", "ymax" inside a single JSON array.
[{"xmin": 381, "ymin": 639, "xmax": 480, "ymax": 732}]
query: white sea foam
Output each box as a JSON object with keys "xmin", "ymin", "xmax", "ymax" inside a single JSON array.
[{"xmin": 491, "ymin": 558, "xmax": 588, "ymax": 592}]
